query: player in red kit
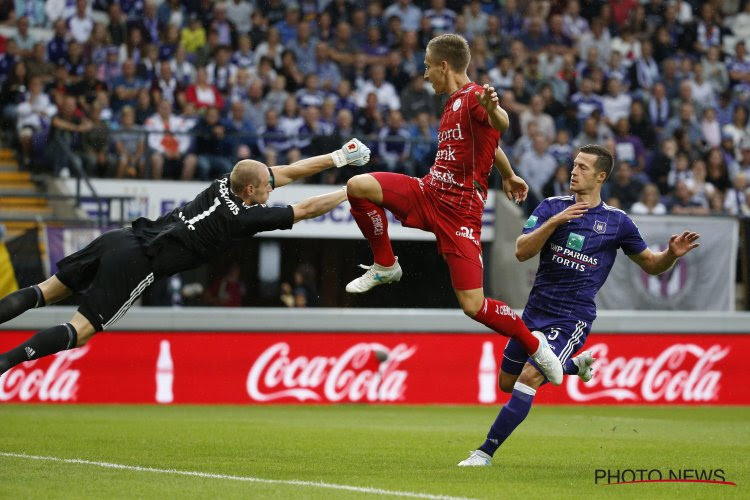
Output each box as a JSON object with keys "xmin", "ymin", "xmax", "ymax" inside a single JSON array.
[{"xmin": 345, "ymin": 34, "xmax": 563, "ymax": 384}]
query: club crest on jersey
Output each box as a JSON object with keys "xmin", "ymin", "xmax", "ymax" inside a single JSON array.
[
  {"xmin": 524, "ymin": 215, "xmax": 538, "ymax": 229},
  {"xmin": 566, "ymin": 232, "xmax": 585, "ymax": 251},
  {"xmin": 452, "ymin": 99, "xmax": 462, "ymax": 111},
  {"xmin": 593, "ymin": 220, "xmax": 607, "ymax": 234}
]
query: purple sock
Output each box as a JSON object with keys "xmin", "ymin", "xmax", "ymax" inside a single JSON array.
[
  {"xmin": 478, "ymin": 383, "xmax": 536, "ymax": 457},
  {"xmin": 563, "ymin": 357, "xmax": 578, "ymax": 375}
]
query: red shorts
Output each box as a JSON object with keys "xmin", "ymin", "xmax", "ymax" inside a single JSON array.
[{"xmin": 371, "ymin": 172, "xmax": 484, "ymax": 290}]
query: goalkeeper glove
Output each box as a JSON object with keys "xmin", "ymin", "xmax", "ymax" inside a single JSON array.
[{"xmin": 331, "ymin": 138, "xmax": 371, "ymax": 168}]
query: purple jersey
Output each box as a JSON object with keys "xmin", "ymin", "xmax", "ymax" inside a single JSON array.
[{"xmin": 522, "ymin": 196, "xmax": 647, "ymax": 324}]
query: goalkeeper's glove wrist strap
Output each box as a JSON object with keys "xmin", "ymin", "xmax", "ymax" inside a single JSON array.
[{"xmin": 331, "ymin": 150, "xmax": 347, "ymax": 168}]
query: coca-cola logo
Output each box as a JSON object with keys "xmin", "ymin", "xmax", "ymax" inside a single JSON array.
[
  {"xmin": 0, "ymin": 346, "xmax": 90, "ymax": 402},
  {"xmin": 567, "ymin": 343, "xmax": 729, "ymax": 403},
  {"xmin": 247, "ymin": 342, "xmax": 416, "ymax": 402}
]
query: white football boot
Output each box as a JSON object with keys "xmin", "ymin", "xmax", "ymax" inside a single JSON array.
[
  {"xmin": 345, "ymin": 258, "xmax": 402, "ymax": 293},
  {"xmin": 530, "ymin": 331, "xmax": 563, "ymax": 385},
  {"xmin": 457, "ymin": 450, "xmax": 492, "ymax": 467},
  {"xmin": 572, "ymin": 350, "xmax": 595, "ymax": 382}
]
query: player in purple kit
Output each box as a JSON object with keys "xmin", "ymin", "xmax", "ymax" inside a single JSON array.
[{"xmin": 459, "ymin": 144, "xmax": 701, "ymax": 466}]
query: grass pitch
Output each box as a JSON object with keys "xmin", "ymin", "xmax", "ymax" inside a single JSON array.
[{"xmin": 0, "ymin": 405, "xmax": 747, "ymax": 499}]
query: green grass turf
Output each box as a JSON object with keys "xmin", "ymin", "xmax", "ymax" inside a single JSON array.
[{"xmin": 0, "ymin": 405, "xmax": 747, "ymax": 499}]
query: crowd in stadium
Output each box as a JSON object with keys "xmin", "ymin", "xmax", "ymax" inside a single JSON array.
[{"xmin": 1, "ymin": 0, "xmax": 750, "ymax": 216}]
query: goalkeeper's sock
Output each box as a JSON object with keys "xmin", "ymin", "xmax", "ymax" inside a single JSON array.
[
  {"xmin": 0, "ymin": 285, "xmax": 45, "ymax": 324},
  {"xmin": 473, "ymin": 298, "xmax": 539, "ymax": 354},
  {"xmin": 0, "ymin": 323, "xmax": 78, "ymax": 373},
  {"xmin": 479, "ymin": 382, "xmax": 536, "ymax": 457},
  {"xmin": 348, "ymin": 195, "xmax": 396, "ymax": 267}
]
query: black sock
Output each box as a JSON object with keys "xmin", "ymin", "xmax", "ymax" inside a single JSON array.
[
  {"xmin": 0, "ymin": 323, "xmax": 77, "ymax": 373},
  {"xmin": 0, "ymin": 285, "xmax": 45, "ymax": 324}
]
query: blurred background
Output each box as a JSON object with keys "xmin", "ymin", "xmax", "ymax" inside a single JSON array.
[{"xmin": 0, "ymin": 0, "xmax": 747, "ymax": 312}]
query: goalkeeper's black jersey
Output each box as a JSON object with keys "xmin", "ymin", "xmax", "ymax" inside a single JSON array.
[{"xmin": 132, "ymin": 174, "xmax": 294, "ymax": 276}]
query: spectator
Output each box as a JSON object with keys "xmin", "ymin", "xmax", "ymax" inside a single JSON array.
[
  {"xmin": 296, "ymin": 105, "xmax": 336, "ymax": 160},
  {"xmin": 226, "ymin": 0, "xmax": 253, "ymax": 35},
  {"xmin": 562, "ymin": 0, "xmax": 589, "ymax": 44},
  {"xmin": 80, "ymin": 101, "xmax": 112, "ymax": 177},
  {"xmin": 722, "ymin": 105, "xmax": 750, "ymax": 158},
  {"xmin": 205, "ymin": 263, "xmax": 246, "ymax": 307},
  {"xmin": 647, "ymin": 82, "xmax": 670, "ymax": 134},
  {"xmin": 735, "ymin": 139, "xmax": 750, "ymax": 179},
  {"xmin": 25, "ymin": 42, "xmax": 54, "ymax": 85},
  {"xmin": 296, "ymin": 74, "xmax": 326, "ymax": 109},
  {"xmin": 356, "ymin": 64, "xmax": 400, "ymax": 111},
  {"xmin": 573, "ymin": 116, "xmax": 612, "ymax": 150},
  {"xmin": 107, "ymin": 3, "xmax": 128, "ymax": 46},
  {"xmin": 628, "ymin": 99, "xmax": 657, "ymax": 150},
  {"xmin": 254, "ymin": 27, "xmax": 285, "ymax": 68},
  {"xmin": 112, "ymin": 105, "xmax": 146, "ymax": 178},
  {"xmin": 16, "ymin": 75, "xmax": 56, "ymax": 166},
  {"xmin": 377, "ymin": 109, "xmax": 411, "ymax": 174},
  {"xmin": 701, "ymin": 107, "xmax": 722, "ymax": 148},
  {"xmin": 609, "ymin": 161, "xmax": 644, "ymax": 211},
  {"xmin": 517, "ymin": 133, "xmax": 556, "ymax": 201},
  {"xmin": 134, "ymin": 88, "xmax": 156, "ymax": 125},
  {"xmin": 669, "ymin": 179, "xmax": 709, "ymax": 215},
  {"xmin": 488, "ymin": 56, "xmax": 514, "ymax": 92},
  {"xmin": 14, "ymin": 16, "xmax": 35, "ymax": 58},
  {"xmin": 243, "ymin": 80, "xmax": 266, "ymax": 130},
  {"xmin": 571, "ymin": 77, "xmax": 603, "ymax": 122},
  {"xmin": 519, "ymin": 94, "xmax": 555, "ymax": 143},
  {"xmin": 67, "ymin": 0, "xmax": 94, "ymax": 44},
  {"xmin": 667, "ymin": 151, "xmax": 692, "ymax": 191},
  {"xmin": 724, "ymin": 173, "xmax": 750, "ymax": 215},
  {"xmin": 46, "ymin": 95, "xmax": 92, "ymax": 176},
  {"xmin": 257, "ymin": 108, "xmax": 294, "ymax": 164},
  {"xmin": 232, "ymin": 34, "xmax": 255, "ymax": 71},
  {"xmin": 205, "ymin": 45, "xmax": 237, "ymax": 96},
  {"xmin": 157, "ymin": 0, "xmax": 186, "ymax": 30},
  {"xmin": 14, "ymin": 0, "xmax": 46, "ymax": 27},
  {"xmin": 578, "ymin": 17, "xmax": 611, "ymax": 67},
  {"xmin": 222, "ymin": 100, "xmax": 255, "ymax": 160},
  {"xmin": 685, "ymin": 159, "xmax": 715, "ymax": 208},
  {"xmin": 384, "ymin": 0, "xmax": 422, "ymax": 32},
  {"xmin": 0, "ymin": 61, "xmax": 28, "ymax": 123},
  {"xmin": 47, "ymin": 19, "xmax": 68, "ymax": 66},
  {"xmin": 288, "ymin": 21, "xmax": 317, "ymax": 75},
  {"xmin": 602, "ymin": 78, "xmax": 632, "ymax": 128},
  {"xmin": 424, "ymin": 0, "xmax": 456, "ymax": 35},
  {"xmin": 400, "ymin": 74, "xmax": 436, "ymax": 123},
  {"xmin": 185, "ymin": 66, "xmax": 224, "ymax": 110},
  {"xmin": 613, "ymin": 117, "xmax": 646, "ymax": 174},
  {"xmin": 180, "ymin": 14, "xmax": 207, "ymax": 56},
  {"xmin": 630, "ymin": 183, "xmax": 667, "ymax": 215},
  {"xmin": 702, "ymin": 46, "xmax": 729, "ymax": 96},
  {"xmin": 112, "ymin": 59, "xmax": 145, "ymax": 113},
  {"xmin": 542, "ymin": 164, "xmax": 571, "ymax": 199},
  {"xmin": 706, "ymin": 147, "xmax": 733, "ymax": 193},
  {"xmin": 145, "ymin": 98, "xmax": 197, "ymax": 180},
  {"xmin": 663, "ymin": 102, "xmax": 703, "ymax": 148},
  {"xmin": 548, "ymin": 129, "xmax": 573, "ymax": 167},
  {"xmin": 278, "ymin": 96, "xmax": 304, "ymax": 143},
  {"xmin": 194, "ymin": 106, "xmax": 233, "ymax": 180},
  {"xmin": 633, "ymin": 39, "xmax": 660, "ymax": 93}
]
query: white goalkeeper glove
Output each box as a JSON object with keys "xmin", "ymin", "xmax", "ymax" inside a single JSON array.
[{"xmin": 331, "ymin": 138, "xmax": 371, "ymax": 168}]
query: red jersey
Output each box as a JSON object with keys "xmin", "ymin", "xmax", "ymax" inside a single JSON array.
[{"xmin": 423, "ymin": 81, "xmax": 501, "ymax": 216}]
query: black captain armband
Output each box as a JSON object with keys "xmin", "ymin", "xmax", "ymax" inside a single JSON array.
[{"xmin": 267, "ymin": 166, "xmax": 275, "ymax": 189}]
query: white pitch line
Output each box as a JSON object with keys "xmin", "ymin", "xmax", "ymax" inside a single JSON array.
[{"xmin": 0, "ymin": 452, "xmax": 475, "ymax": 500}]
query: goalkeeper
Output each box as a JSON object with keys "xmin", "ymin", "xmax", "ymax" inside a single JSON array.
[{"xmin": 0, "ymin": 139, "xmax": 371, "ymax": 374}]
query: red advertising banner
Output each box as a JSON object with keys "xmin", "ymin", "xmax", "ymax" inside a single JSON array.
[{"xmin": 0, "ymin": 331, "xmax": 748, "ymax": 405}]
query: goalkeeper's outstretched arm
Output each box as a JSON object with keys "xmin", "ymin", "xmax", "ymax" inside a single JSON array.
[{"xmin": 271, "ymin": 139, "xmax": 371, "ymax": 188}]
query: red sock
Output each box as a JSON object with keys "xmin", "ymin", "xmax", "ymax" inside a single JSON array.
[
  {"xmin": 473, "ymin": 298, "xmax": 539, "ymax": 354},
  {"xmin": 348, "ymin": 195, "xmax": 396, "ymax": 267}
]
